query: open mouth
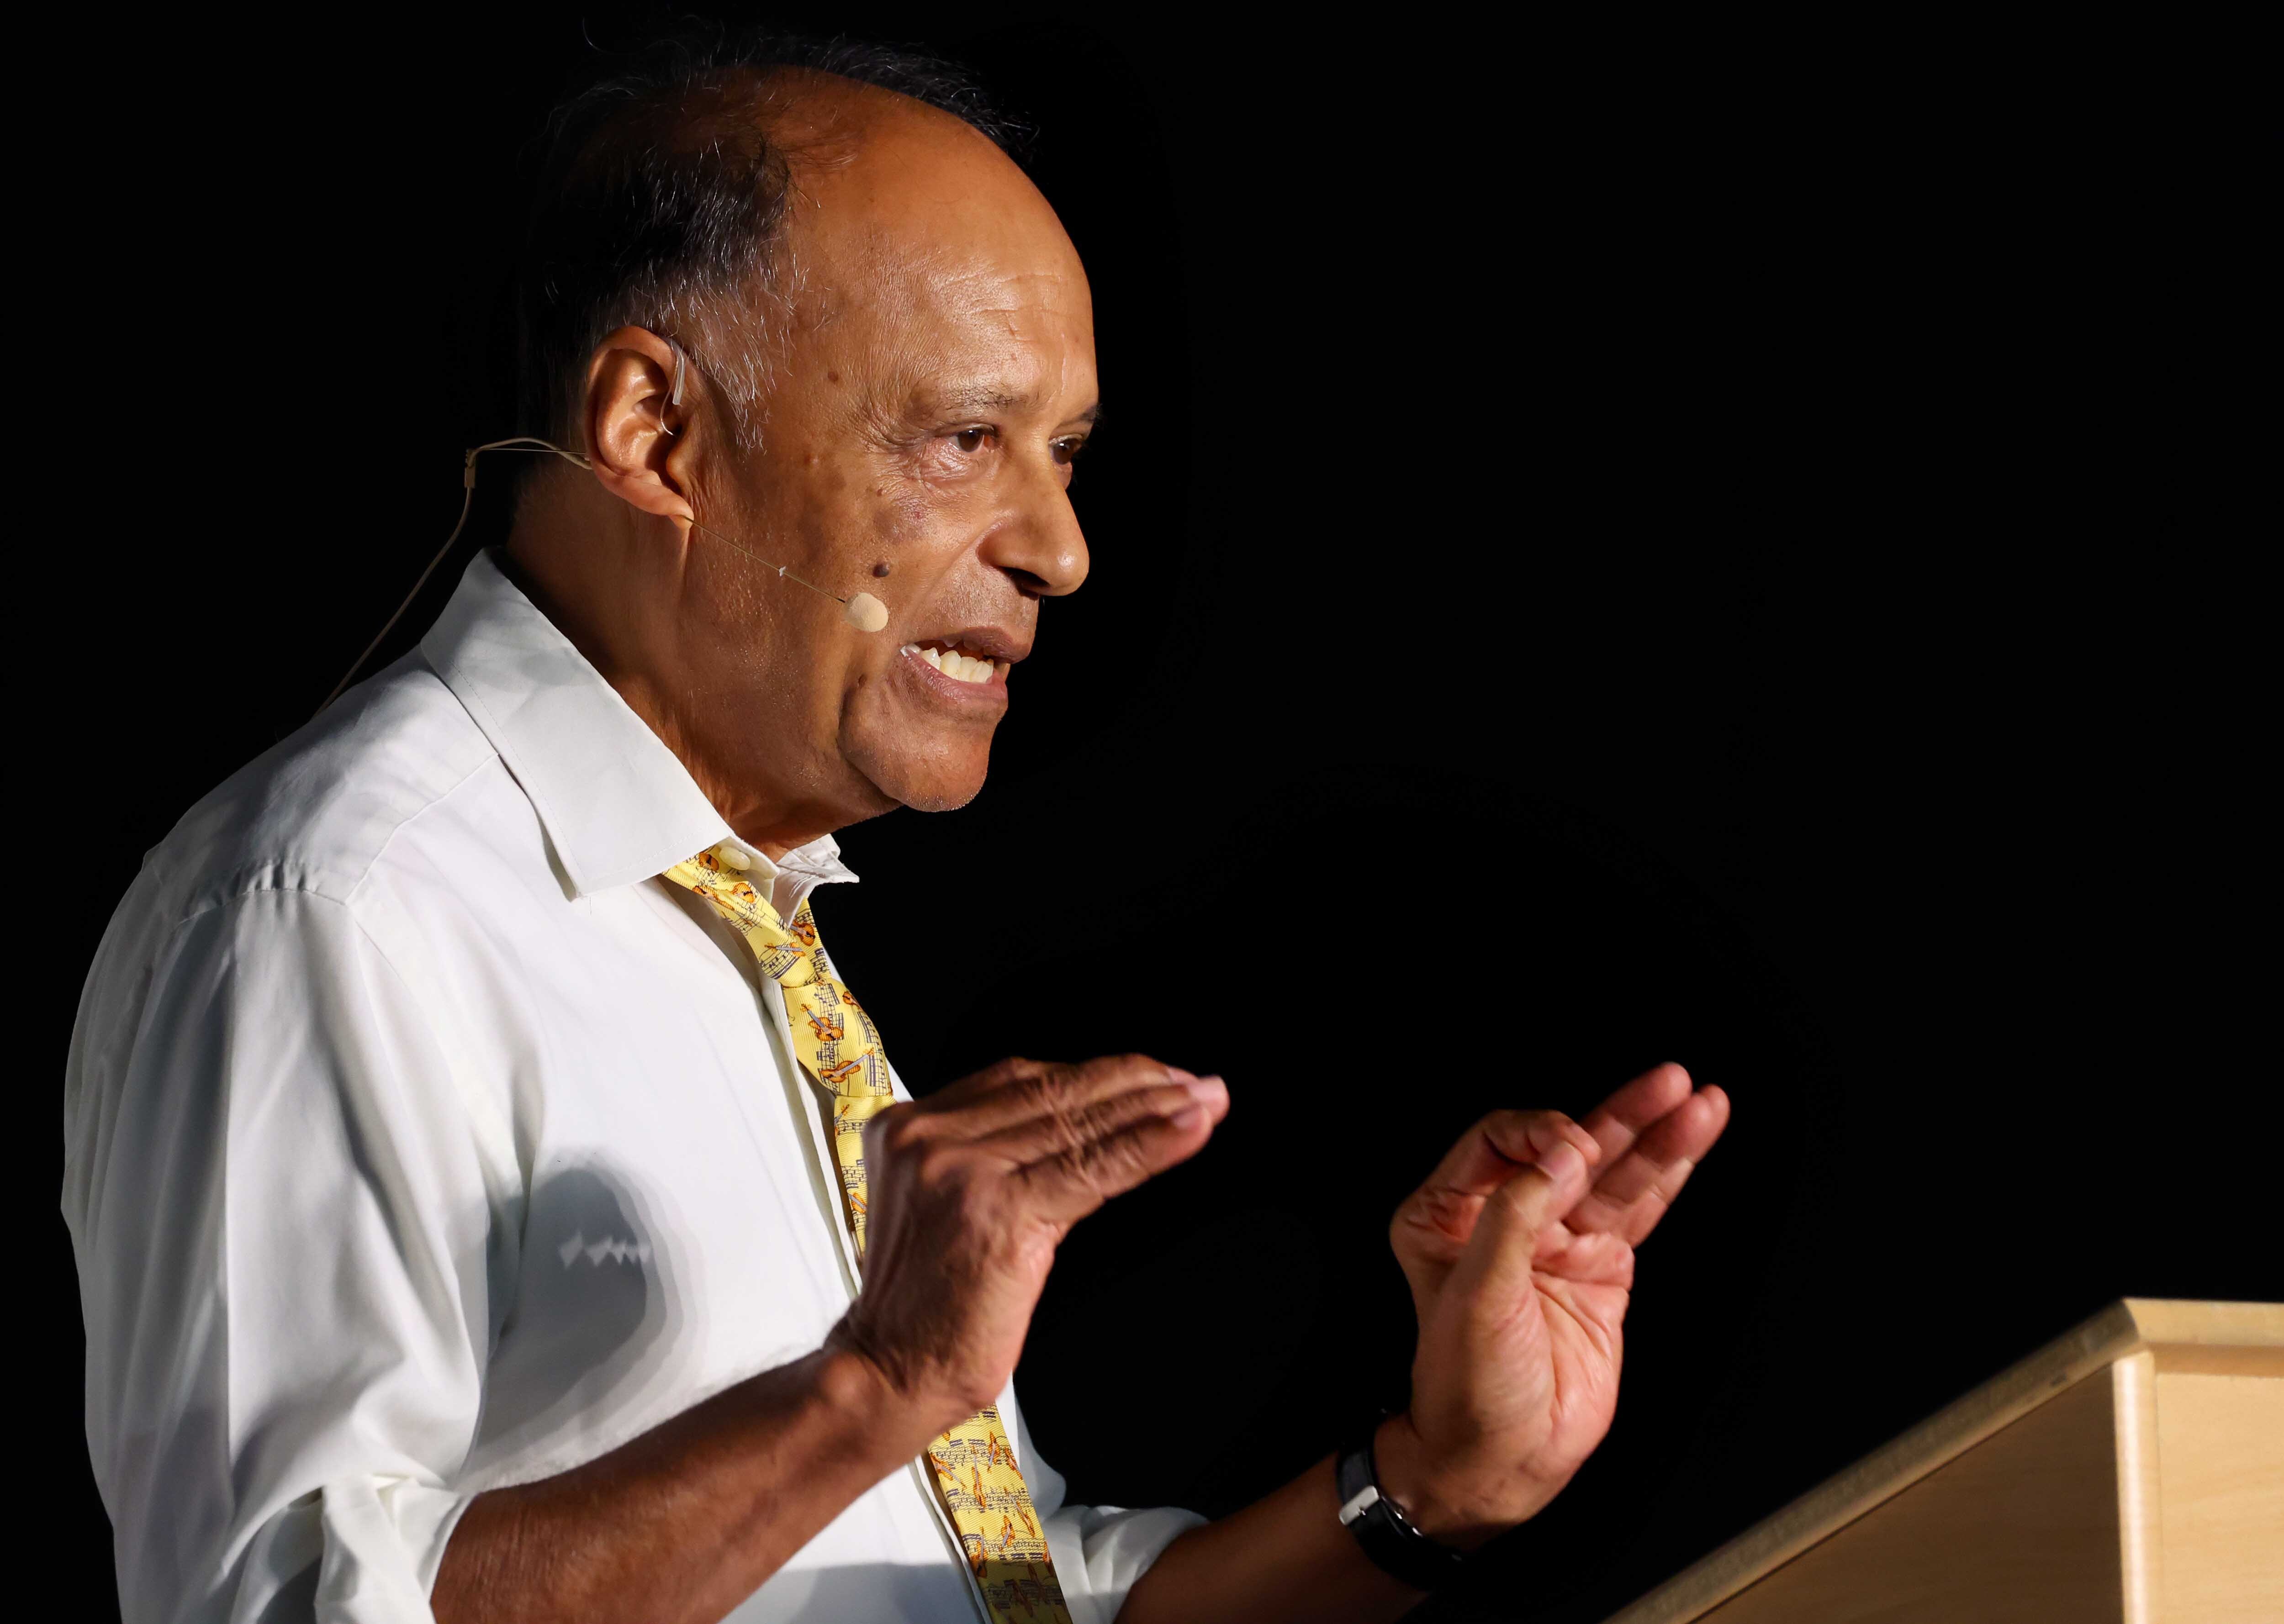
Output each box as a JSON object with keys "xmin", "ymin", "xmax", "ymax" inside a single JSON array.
[{"xmin": 901, "ymin": 638, "xmax": 1009, "ymax": 686}]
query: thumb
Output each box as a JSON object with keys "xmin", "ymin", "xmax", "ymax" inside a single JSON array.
[{"xmin": 1447, "ymin": 1141, "xmax": 1590, "ymax": 1304}]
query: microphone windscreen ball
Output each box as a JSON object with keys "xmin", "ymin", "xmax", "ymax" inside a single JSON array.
[{"xmin": 845, "ymin": 592, "xmax": 889, "ymax": 633}]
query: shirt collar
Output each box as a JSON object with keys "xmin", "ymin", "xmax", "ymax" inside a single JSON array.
[{"xmin": 420, "ymin": 550, "xmax": 857, "ymax": 899}]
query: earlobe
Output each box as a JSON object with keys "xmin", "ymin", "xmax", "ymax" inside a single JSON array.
[{"xmin": 583, "ymin": 327, "xmax": 698, "ymax": 524}]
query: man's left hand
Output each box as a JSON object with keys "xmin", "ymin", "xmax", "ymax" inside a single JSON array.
[{"xmin": 1375, "ymin": 1063, "xmax": 1731, "ymax": 1548}]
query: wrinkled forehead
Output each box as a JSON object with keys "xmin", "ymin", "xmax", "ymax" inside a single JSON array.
[{"xmin": 803, "ymin": 228, "xmax": 1092, "ymax": 349}]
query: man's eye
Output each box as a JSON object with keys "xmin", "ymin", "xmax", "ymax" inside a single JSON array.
[
  {"xmin": 953, "ymin": 427, "xmax": 991, "ymax": 453},
  {"xmin": 1052, "ymin": 437, "xmax": 1086, "ymax": 465}
]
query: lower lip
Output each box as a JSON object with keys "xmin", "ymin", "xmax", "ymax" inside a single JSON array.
[{"xmin": 901, "ymin": 649, "xmax": 1009, "ymax": 706}]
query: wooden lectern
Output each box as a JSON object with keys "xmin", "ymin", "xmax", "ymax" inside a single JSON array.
[{"xmin": 1607, "ymin": 1299, "xmax": 2282, "ymax": 1624}]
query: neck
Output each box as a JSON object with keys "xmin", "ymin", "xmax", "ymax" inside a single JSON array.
[{"xmin": 502, "ymin": 484, "xmax": 859, "ymax": 862}]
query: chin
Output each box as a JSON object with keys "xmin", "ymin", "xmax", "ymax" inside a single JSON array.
[
  {"xmin": 898, "ymin": 780, "xmax": 986, "ymax": 813},
  {"xmin": 843, "ymin": 733, "xmax": 993, "ymax": 814}
]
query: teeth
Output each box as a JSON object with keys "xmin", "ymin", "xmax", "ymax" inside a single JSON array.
[
  {"xmin": 910, "ymin": 643, "xmax": 1003, "ymax": 685},
  {"xmin": 899, "ymin": 644, "xmax": 920, "ymax": 656}
]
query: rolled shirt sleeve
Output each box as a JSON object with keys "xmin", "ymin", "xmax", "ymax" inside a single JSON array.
[
  {"xmin": 68, "ymin": 885, "xmax": 498, "ymax": 1623},
  {"xmin": 1008, "ymin": 1397, "xmax": 1206, "ymax": 1624}
]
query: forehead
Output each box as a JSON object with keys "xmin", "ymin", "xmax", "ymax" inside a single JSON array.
[{"xmin": 772, "ymin": 95, "xmax": 1094, "ymax": 401}]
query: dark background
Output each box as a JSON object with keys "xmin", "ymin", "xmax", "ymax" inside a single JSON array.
[{"xmin": 36, "ymin": 9, "xmax": 2270, "ymax": 1623}]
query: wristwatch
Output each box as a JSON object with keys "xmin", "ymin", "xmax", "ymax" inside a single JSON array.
[{"xmin": 1335, "ymin": 1421, "xmax": 1469, "ymax": 1592}]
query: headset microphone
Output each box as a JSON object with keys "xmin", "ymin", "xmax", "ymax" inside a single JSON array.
[{"xmin": 316, "ymin": 339, "xmax": 888, "ymax": 717}]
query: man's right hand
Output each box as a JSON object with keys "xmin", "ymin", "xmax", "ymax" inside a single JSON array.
[
  {"xmin": 438, "ymin": 1056, "xmax": 1221, "ymax": 1624},
  {"xmin": 827, "ymin": 1055, "xmax": 1228, "ymax": 1430}
]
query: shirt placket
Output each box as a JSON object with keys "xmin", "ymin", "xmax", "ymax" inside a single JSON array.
[{"xmin": 748, "ymin": 876, "xmax": 995, "ymax": 1624}]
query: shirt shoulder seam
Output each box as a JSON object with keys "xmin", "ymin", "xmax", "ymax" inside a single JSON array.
[{"xmin": 167, "ymin": 750, "xmax": 505, "ymax": 933}]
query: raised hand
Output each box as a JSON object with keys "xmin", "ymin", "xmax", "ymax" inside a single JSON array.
[
  {"xmin": 1377, "ymin": 1064, "xmax": 1730, "ymax": 1545},
  {"xmin": 828, "ymin": 1054, "xmax": 1229, "ymax": 1429}
]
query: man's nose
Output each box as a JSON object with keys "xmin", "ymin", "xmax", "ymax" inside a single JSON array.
[{"xmin": 979, "ymin": 464, "xmax": 1090, "ymax": 599}]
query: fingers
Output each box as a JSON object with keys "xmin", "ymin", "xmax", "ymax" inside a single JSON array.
[
  {"xmin": 974, "ymin": 1071, "xmax": 1225, "ymax": 1165},
  {"xmin": 1567, "ymin": 1085, "xmax": 1731, "ymax": 1244},
  {"xmin": 1411, "ymin": 1068, "xmax": 1728, "ymax": 1302},
  {"xmin": 1579, "ymin": 1062, "xmax": 1696, "ymax": 1166},
  {"xmin": 1013, "ymin": 1083, "xmax": 1229, "ymax": 1224},
  {"xmin": 1535, "ymin": 1224, "xmax": 1637, "ymax": 1288},
  {"xmin": 1409, "ymin": 1109, "xmax": 1602, "ymax": 1203},
  {"xmin": 917, "ymin": 1053, "xmax": 1204, "ymax": 1141},
  {"xmin": 1446, "ymin": 1144, "xmax": 1593, "ymax": 1306},
  {"xmin": 870, "ymin": 1053, "xmax": 1230, "ymax": 1240},
  {"xmin": 1390, "ymin": 1110, "xmax": 1601, "ymax": 1283}
]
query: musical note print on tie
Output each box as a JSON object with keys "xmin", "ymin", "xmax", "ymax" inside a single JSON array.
[{"xmin": 665, "ymin": 846, "xmax": 1073, "ymax": 1624}]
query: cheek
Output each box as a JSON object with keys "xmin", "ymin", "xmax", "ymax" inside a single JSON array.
[
  {"xmin": 866, "ymin": 484, "xmax": 931, "ymax": 551},
  {"xmin": 780, "ymin": 458, "xmax": 935, "ymax": 581},
  {"xmin": 850, "ymin": 478, "xmax": 982, "ymax": 609},
  {"xmin": 785, "ymin": 460, "xmax": 861, "ymax": 550},
  {"xmin": 771, "ymin": 446, "xmax": 997, "ymax": 598}
]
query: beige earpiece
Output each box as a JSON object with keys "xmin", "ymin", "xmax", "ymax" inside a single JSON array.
[
  {"xmin": 316, "ymin": 337, "xmax": 889, "ymax": 717},
  {"xmin": 657, "ymin": 340, "xmax": 686, "ymax": 434}
]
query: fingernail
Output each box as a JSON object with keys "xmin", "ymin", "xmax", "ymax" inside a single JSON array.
[
  {"xmin": 1184, "ymin": 1076, "xmax": 1227, "ymax": 1105},
  {"xmin": 1164, "ymin": 1066, "xmax": 1197, "ymax": 1084},
  {"xmin": 1540, "ymin": 1143, "xmax": 1586, "ymax": 1186},
  {"xmin": 1169, "ymin": 1103, "xmax": 1205, "ymax": 1129}
]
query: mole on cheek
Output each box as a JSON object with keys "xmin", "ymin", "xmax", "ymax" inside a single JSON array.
[{"xmin": 872, "ymin": 562, "xmax": 892, "ymax": 578}]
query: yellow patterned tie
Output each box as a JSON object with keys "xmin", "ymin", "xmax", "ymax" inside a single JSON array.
[{"xmin": 666, "ymin": 845, "xmax": 1073, "ymax": 1624}]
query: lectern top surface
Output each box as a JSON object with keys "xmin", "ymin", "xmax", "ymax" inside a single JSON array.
[{"xmin": 1605, "ymin": 1297, "xmax": 2284, "ymax": 1624}]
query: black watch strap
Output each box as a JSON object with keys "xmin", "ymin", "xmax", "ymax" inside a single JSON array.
[{"xmin": 1335, "ymin": 1424, "xmax": 1468, "ymax": 1592}]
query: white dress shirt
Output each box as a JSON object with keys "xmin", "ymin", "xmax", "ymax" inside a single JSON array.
[{"xmin": 63, "ymin": 551, "xmax": 1202, "ymax": 1624}]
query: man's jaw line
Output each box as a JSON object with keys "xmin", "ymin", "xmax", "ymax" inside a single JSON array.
[{"xmin": 819, "ymin": 622, "xmax": 1026, "ymax": 821}]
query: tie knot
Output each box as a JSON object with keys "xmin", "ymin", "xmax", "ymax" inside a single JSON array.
[{"xmin": 687, "ymin": 848, "xmax": 778, "ymax": 919}]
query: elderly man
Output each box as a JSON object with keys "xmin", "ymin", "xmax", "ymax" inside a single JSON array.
[{"xmin": 63, "ymin": 36, "xmax": 1729, "ymax": 1624}]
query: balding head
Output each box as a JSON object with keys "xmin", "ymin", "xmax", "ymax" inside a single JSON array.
[
  {"xmin": 516, "ymin": 37, "xmax": 1034, "ymax": 449},
  {"xmin": 505, "ymin": 35, "xmax": 1099, "ymax": 854},
  {"xmin": 729, "ymin": 70, "xmax": 1091, "ymax": 448}
]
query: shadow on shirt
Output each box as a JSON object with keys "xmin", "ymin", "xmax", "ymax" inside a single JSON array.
[
  {"xmin": 470, "ymin": 1160, "xmax": 692, "ymax": 1464},
  {"xmin": 256, "ymin": 1161, "xmax": 952, "ymax": 1619},
  {"xmin": 208, "ymin": 1160, "xmax": 694, "ymax": 1621}
]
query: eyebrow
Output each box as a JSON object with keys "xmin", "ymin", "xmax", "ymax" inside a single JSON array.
[{"xmin": 921, "ymin": 385, "xmax": 1103, "ymax": 425}]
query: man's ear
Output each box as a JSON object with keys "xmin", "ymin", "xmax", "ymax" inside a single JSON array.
[{"xmin": 582, "ymin": 326, "xmax": 698, "ymax": 523}]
